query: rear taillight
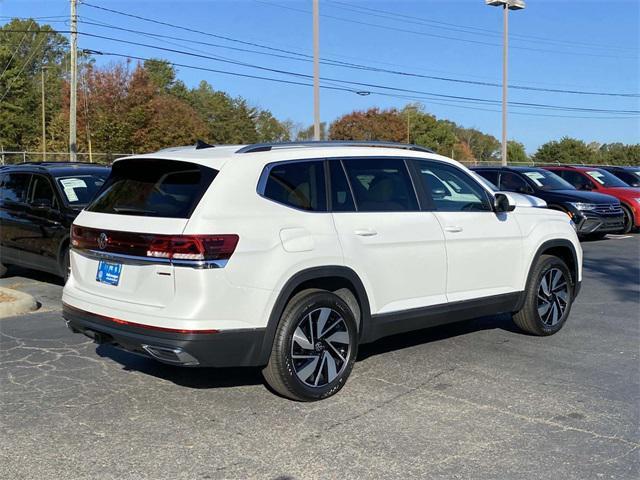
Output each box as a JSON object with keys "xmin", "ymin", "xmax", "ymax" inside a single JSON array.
[
  {"xmin": 71, "ymin": 226, "xmax": 238, "ymax": 262},
  {"xmin": 147, "ymin": 235, "xmax": 239, "ymax": 261}
]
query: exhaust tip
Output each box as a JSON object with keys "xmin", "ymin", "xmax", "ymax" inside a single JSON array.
[{"xmin": 141, "ymin": 345, "xmax": 199, "ymax": 366}]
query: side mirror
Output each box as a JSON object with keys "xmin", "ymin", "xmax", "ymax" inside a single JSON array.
[{"xmin": 494, "ymin": 192, "xmax": 516, "ymax": 213}]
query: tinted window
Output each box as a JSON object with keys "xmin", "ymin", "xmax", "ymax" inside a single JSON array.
[
  {"xmin": 519, "ymin": 169, "xmax": 574, "ymax": 191},
  {"xmin": 87, "ymin": 159, "xmax": 217, "ymax": 218},
  {"xmin": 499, "ymin": 172, "xmax": 530, "ymax": 193},
  {"xmin": 1, "ymin": 173, "xmax": 30, "ymax": 204},
  {"xmin": 414, "ymin": 161, "xmax": 490, "ymax": 212},
  {"xmin": 29, "ymin": 176, "xmax": 58, "ymax": 209},
  {"xmin": 614, "ymin": 171, "xmax": 640, "ymax": 187},
  {"xmin": 329, "ymin": 161, "xmax": 355, "ymax": 212},
  {"xmin": 556, "ymin": 170, "xmax": 592, "ymax": 190},
  {"xmin": 263, "ymin": 161, "xmax": 326, "ymax": 212},
  {"xmin": 342, "ymin": 158, "xmax": 418, "ymax": 212},
  {"xmin": 475, "ymin": 170, "xmax": 499, "ymax": 187},
  {"xmin": 584, "ymin": 169, "xmax": 629, "ymax": 188},
  {"xmin": 57, "ymin": 174, "xmax": 108, "ymax": 205}
]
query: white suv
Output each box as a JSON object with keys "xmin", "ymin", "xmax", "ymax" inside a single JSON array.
[{"xmin": 62, "ymin": 141, "xmax": 582, "ymax": 401}]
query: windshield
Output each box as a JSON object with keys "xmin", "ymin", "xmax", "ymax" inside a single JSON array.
[
  {"xmin": 57, "ymin": 174, "xmax": 108, "ymax": 206},
  {"xmin": 585, "ymin": 169, "xmax": 630, "ymax": 188},
  {"xmin": 521, "ymin": 169, "xmax": 575, "ymax": 191}
]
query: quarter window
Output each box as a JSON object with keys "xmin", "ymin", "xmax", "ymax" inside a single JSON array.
[
  {"xmin": 413, "ymin": 161, "xmax": 491, "ymax": 212},
  {"xmin": 263, "ymin": 161, "xmax": 327, "ymax": 212},
  {"xmin": 341, "ymin": 158, "xmax": 419, "ymax": 212}
]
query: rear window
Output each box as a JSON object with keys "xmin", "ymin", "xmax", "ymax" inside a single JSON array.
[
  {"xmin": 87, "ymin": 159, "xmax": 217, "ymax": 218},
  {"xmin": 262, "ymin": 161, "xmax": 327, "ymax": 211}
]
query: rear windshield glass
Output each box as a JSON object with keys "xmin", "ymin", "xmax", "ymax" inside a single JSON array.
[
  {"xmin": 57, "ymin": 174, "xmax": 108, "ymax": 206},
  {"xmin": 87, "ymin": 159, "xmax": 217, "ymax": 218}
]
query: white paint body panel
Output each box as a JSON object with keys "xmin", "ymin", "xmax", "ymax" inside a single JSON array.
[{"xmin": 62, "ymin": 145, "xmax": 582, "ymax": 333}]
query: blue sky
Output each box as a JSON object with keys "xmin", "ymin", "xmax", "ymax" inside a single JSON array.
[{"xmin": 2, "ymin": 0, "xmax": 639, "ymax": 153}]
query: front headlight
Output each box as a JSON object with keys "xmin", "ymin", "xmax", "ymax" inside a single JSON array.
[{"xmin": 569, "ymin": 202, "xmax": 597, "ymax": 211}]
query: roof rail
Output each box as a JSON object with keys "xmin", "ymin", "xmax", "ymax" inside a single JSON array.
[{"xmin": 235, "ymin": 141, "xmax": 434, "ymax": 154}]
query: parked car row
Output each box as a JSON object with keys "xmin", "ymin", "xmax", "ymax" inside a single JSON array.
[
  {"xmin": 472, "ymin": 165, "xmax": 640, "ymax": 237},
  {"xmin": 0, "ymin": 145, "xmax": 636, "ymax": 401}
]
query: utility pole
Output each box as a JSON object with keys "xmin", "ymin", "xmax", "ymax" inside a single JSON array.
[
  {"xmin": 312, "ymin": 0, "xmax": 320, "ymax": 141},
  {"xmin": 41, "ymin": 67, "xmax": 47, "ymax": 161},
  {"xmin": 70, "ymin": 0, "xmax": 78, "ymax": 161}
]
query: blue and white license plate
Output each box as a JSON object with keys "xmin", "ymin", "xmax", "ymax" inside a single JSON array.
[{"xmin": 96, "ymin": 260, "xmax": 122, "ymax": 286}]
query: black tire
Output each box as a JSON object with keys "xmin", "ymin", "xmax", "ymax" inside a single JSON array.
[
  {"xmin": 262, "ymin": 289, "xmax": 358, "ymax": 401},
  {"xmin": 513, "ymin": 255, "xmax": 574, "ymax": 336},
  {"xmin": 621, "ymin": 204, "xmax": 635, "ymax": 234}
]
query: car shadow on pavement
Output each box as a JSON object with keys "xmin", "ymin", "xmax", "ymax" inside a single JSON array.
[
  {"xmin": 3, "ymin": 265, "xmax": 64, "ymax": 286},
  {"xmin": 357, "ymin": 313, "xmax": 518, "ymax": 361},
  {"xmin": 95, "ymin": 344, "xmax": 265, "ymax": 389},
  {"xmin": 582, "ymin": 255, "xmax": 639, "ymax": 303}
]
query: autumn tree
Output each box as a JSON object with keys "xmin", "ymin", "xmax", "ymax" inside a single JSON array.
[{"xmin": 329, "ymin": 107, "xmax": 405, "ymax": 142}]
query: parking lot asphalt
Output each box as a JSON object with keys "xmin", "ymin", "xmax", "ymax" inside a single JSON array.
[{"xmin": 1, "ymin": 235, "xmax": 639, "ymax": 480}]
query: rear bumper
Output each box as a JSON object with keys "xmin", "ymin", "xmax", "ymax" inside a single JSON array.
[{"xmin": 63, "ymin": 304, "xmax": 266, "ymax": 368}]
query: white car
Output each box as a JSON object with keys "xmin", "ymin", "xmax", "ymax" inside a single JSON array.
[{"xmin": 62, "ymin": 141, "xmax": 582, "ymax": 401}]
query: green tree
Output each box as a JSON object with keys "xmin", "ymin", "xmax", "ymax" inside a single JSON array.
[
  {"xmin": 598, "ymin": 143, "xmax": 640, "ymax": 166},
  {"xmin": 507, "ymin": 140, "xmax": 528, "ymax": 163},
  {"xmin": 329, "ymin": 107, "xmax": 405, "ymax": 142},
  {"xmin": 0, "ymin": 19, "xmax": 69, "ymax": 150},
  {"xmin": 296, "ymin": 122, "xmax": 327, "ymax": 140},
  {"xmin": 255, "ymin": 110, "xmax": 291, "ymax": 142},
  {"xmin": 532, "ymin": 137, "xmax": 596, "ymax": 164}
]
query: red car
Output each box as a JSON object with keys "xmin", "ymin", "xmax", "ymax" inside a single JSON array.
[{"xmin": 543, "ymin": 166, "xmax": 640, "ymax": 233}]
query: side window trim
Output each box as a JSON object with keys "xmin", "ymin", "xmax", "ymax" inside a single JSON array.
[
  {"xmin": 257, "ymin": 158, "xmax": 328, "ymax": 213},
  {"xmin": 29, "ymin": 174, "xmax": 60, "ymax": 210},
  {"xmin": 326, "ymin": 158, "xmax": 358, "ymax": 213}
]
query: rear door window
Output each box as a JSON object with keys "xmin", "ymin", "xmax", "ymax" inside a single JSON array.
[
  {"xmin": 341, "ymin": 158, "xmax": 419, "ymax": 212},
  {"xmin": 29, "ymin": 176, "xmax": 59, "ymax": 209},
  {"xmin": 0, "ymin": 173, "xmax": 30, "ymax": 204},
  {"xmin": 87, "ymin": 159, "xmax": 217, "ymax": 218},
  {"xmin": 262, "ymin": 161, "xmax": 327, "ymax": 212}
]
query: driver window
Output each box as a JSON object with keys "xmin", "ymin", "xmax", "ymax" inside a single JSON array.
[
  {"xmin": 498, "ymin": 172, "xmax": 530, "ymax": 193},
  {"xmin": 29, "ymin": 176, "xmax": 58, "ymax": 210},
  {"xmin": 412, "ymin": 160, "xmax": 491, "ymax": 212}
]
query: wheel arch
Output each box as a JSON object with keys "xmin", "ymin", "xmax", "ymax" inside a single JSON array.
[
  {"xmin": 518, "ymin": 239, "xmax": 580, "ymax": 311},
  {"xmin": 257, "ymin": 266, "xmax": 372, "ymax": 365}
]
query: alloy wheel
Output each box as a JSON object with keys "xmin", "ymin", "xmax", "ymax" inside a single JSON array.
[
  {"xmin": 290, "ymin": 307, "xmax": 351, "ymax": 388},
  {"xmin": 537, "ymin": 268, "xmax": 569, "ymax": 326}
]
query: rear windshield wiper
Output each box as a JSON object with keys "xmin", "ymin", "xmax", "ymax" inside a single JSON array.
[{"xmin": 113, "ymin": 206, "xmax": 156, "ymax": 215}]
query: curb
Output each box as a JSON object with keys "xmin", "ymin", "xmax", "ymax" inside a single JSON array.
[{"xmin": 0, "ymin": 286, "xmax": 39, "ymax": 318}]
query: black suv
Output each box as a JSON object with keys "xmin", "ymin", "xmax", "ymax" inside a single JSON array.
[
  {"xmin": 472, "ymin": 166, "xmax": 625, "ymax": 238},
  {"xmin": 0, "ymin": 162, "xmax": 110, "ymax": 279},
  {"xmin": 599, "ymin": 166, "xmax": 640, "ymax": 188}
]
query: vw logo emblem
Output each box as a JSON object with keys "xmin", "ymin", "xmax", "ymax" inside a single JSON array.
[{"xmin": 97, "ymin": 233, "xmax": 109, "ymax": 250}]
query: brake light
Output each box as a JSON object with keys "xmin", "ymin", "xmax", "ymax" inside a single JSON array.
[
  {"xmin": 147, "ymin": 235, "xmax": 239, "ymax": 261},
  {"xmin": 71, "ymin": 226, "xmax": 239, "ymax": 262}
]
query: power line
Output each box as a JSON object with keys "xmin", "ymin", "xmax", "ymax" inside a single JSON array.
[
  {"xmin": 327, "ymin": 0, "xmax": 638, "ymax": 53},
  {"xmin": 254, "ymin": 1, "xmax": 637, "ymax": 60},
  {"xmin": 75, "ymin": 18, "xmax": 639, "ymax": 98},
  {"xmin": 8, "ymin": 28, "xmax": 637, "ymax": 115},
  {"xmin": 0, "ymin": 20, "xmax": 34, "ymax": 81},
  {"xmin": 94, "ymin": 50, "xmax": 637, "ymax": 121}
]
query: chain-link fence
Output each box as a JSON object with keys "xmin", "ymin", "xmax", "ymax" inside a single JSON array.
[{"xmin": 0, "ymin": 151, "xmax": 132, "ymax": 165}]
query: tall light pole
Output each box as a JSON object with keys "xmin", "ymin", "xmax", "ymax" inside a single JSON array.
[
  {"xmin": 486, "ymin": 0, "xmax": 525, "ymax": 166},
  {"xmin": 312, "ymin": 0, "xmax": 320, "ymax": 141},
  {"xmin": 70, "ymin": 0, "xmax": 78, "ymax": 161}
]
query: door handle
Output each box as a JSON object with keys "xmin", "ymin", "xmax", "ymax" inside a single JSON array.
[
  {"xmin": 444, "ymin": 226, "xmax": 463, "ymax": 233},
  {"xmin": 354, "ymin": 228, "xmax": 378, "ymax": 237}
]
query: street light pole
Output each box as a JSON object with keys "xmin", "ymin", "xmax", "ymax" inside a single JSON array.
[
  {"xmin": 312, "ymin": 0, "xmax": 320, "ymax": 141},
  {"xmin": 501, "ymin": 3, "xmax": 508, "ymax": 166},
  {"xmin": 485, "ymin": 0, "xmax": 525, "ymax": 166}
]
